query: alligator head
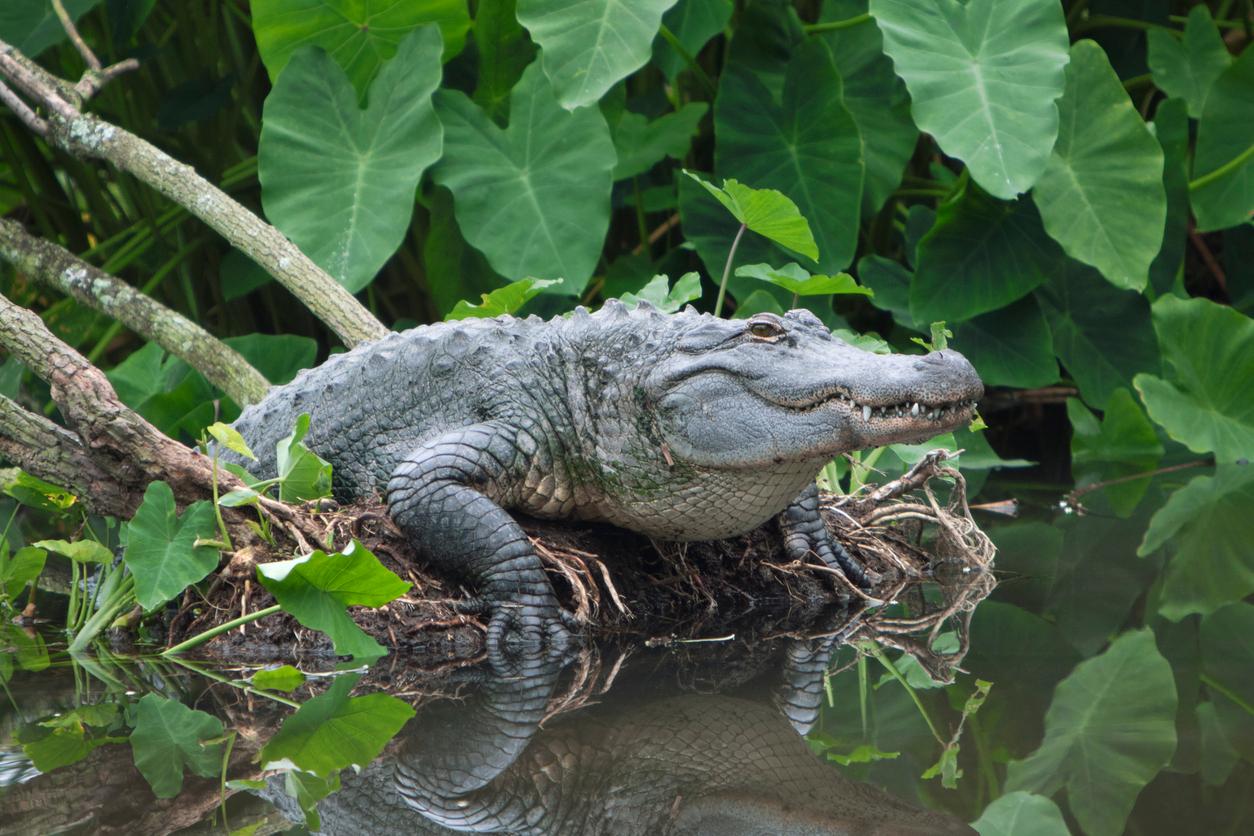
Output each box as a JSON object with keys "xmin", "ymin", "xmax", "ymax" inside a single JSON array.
[{"xmin": 645, "ymin": 308, "xmax": 984, "ymax": 469}]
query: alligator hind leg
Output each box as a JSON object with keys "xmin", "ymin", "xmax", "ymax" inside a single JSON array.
[
  {"xmin": 778, "ymin": 482, "xmax": 872, "ymax": 590},
  {"xmin": 386, "ymin": 422, "xmax": 573, "ymax": 650}
]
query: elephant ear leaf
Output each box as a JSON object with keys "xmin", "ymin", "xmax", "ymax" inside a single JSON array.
[{"xmin": 259, "ymin": 26, "xmax": 445, "ymax": 294}]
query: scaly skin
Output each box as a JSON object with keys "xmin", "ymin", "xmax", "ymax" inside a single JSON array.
[{"xmin": 226, "ymin": 302, "xmax": 983, "ymax": 646}]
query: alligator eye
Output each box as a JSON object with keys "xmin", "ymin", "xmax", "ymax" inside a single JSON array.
[{"xmin": 746, "ymin": 316, "xmax": 785, "ymax": 341}]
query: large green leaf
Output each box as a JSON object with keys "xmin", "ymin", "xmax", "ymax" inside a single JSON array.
[
  {"xmin": 123, "ymin": 481, "xmax": 220, "ymax": 611},
  {"xmin": 1035, "ymin": 259, "xmax": 1159, "ymax": 409},
  {"xmin": 259, "ymin": 27, "xmax": 443, "ymax": 294},
  {"xmin": 652, "ymin": 0, "xmax": 731, "ymax": 81},
  {"xmin": 1146, "ymin": 5, "xmax": 1231, "ymax": 119},
  {"xmin": 818, "ymin": 0, "xmax": 917, "ymax": 215},
  {"xmin": 734, "ymin": 263, "xmax": 870, "ymax": 297},
  {"xmin": 432, "ymin": 62, "xmax": 616, "ymax": 295},
  {"xmin": 911, "ymin": 184, "xmax": 1062, "ymax": 324},
  {"xmin": 0, "ymin": 545, "xmax": 45, "ymax": 602},
  {"xmin": 1138, "ymin": 466, "xmax": 1254, "ymax": 620},
  {"xmin": 446, "ymin": 277, "xmax": 559, "ymax": 320},
  {"xmin": 857, "ymin": 255, "xmax": 917, "ymax": 330},
  {"xmin": 869, "ymin": 0, "xmax": 1069, "ymax": 199},
  {"xmin": 1006, "ymin": 629, "xmax": 1177, "ymax": 836},
  {"xmin": 714, "ymin": 38, "xmax": 862, "ymax": 272},
  {"xmin": 676, "ymin": 172, "xmax": 783, "ymax": 304},
  {"xmin": 251, "ymin": 0, "xmax": 468, "ymax": 96},
  {"xmin": 973, "ymin": 791, "xmax": 1070, "ymax": 836},
  {"xmin": 129, "ymin": 694, "xmax": 224, "ymax": 798},
  {"xmin": 1032, "ymin": 41, "xmax": 1165, "ymax": 291},
  {"xmin": 259, "ymin": 674, "xmax": 414, "ymax": 776},
  {"xmin": 516, "ymin": 0, "xmax": 679, "ymax": 109},
  {"xmin": 256, "ymin": 541, "xmax": 410, "ymax": 659},
  {"xmin": 951, "ymin": 296, "xmax": 1057, "ymax": 389},
  {"xmin": 1190, "ymin": 47, "xmax": 1254, "ymax": 232},
  {"xmin": 1133, "ymin": 295, "xmax": 1254, "ymax": 462},
  {"xmin": 0, "ymin": 0, "xmax": 103, "ymax": 58},
  {"xmin": 607, "ymin": 101, "xmax": 707, "ymax": 181}
]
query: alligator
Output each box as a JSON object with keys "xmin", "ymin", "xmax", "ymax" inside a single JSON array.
[{"xmin": 226, "ymin": 303, "xmax": 982, "ymax": 645}]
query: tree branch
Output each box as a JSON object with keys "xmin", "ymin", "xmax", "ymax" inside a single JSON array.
[
  {"xmin": 0, "ymin": 38, "xmax": 388, "ymax": 348},
  {"xmin": 0, "ymin": 79, "xmax": 47, "ymax": 137},
  {"xmin": 50, "ymin": 0, "xmax": 101, "ymax": 71},
  {"xmin": 0, "ymin": 219, "xmax": 270, "ymax": 406},
  {"xmin": 0, "ymin": 394, "xmax": 133, "ymax": 517}
]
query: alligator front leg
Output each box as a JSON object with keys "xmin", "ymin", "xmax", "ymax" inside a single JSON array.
[
  {"xmin": 779, "ymin": 482, "xmax": 872, "ymax": 590},
  {"xmin": 385, "ymin": 422, "xmax": 572, "ymax": 650}
]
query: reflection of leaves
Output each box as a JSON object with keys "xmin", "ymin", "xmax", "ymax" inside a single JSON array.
[
  {"xmin": 256, "ymin": 541, "xmax": 409, "ymax": 659},
  {"xmin": 123, "ymin": 481, "xmax": 219, "ymax": 611},
  {"xmin": 259, "ymin": 674, "xmax": 415, "ymax": 776},
  {"xmin": 1006, "ymin": 630, "xmax": 1177, "ymax": 836},
  {"xmin": 1067, "ymin": 388, "xmax": 1163, "ymax": 516},
  {"xmin": 1134, "ymin": 296, "xmax": 1254, "ymax": 463},
  {"xmin": 129, "ymin": 694, "xmax": 225, "ymax": 798},
  {"xmin": 1138, "ymin": 468, "xmax": 1254, "ymax": 619},
  {"xmin": 251, "ymin": 665, "xmax": 307, "ymax": 693},
  {"xmin": 973, "ymin": 791, "xmax": 1070, "ymax": 836}
]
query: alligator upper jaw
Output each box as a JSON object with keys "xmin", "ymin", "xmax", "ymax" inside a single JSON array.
[{"xmin": 805, "ymin": 392, "xmax": 982, "ymax": 445}]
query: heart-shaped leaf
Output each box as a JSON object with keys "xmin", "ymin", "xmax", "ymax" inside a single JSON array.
[
  {"xmin": 608, "ymin": 102, "xmax": 707, "ymax": 181},
  {"xmin": 973, "ymin": 791, "xmax": 1070, "ymax": 836},
  {"xmin": 911, "ymin": 184, "xmax": 1063, "ymax": 324},
  {"xmin": 32, "ymin": 539, "xmax": 112, "ymax": 565},
  {"xmin": 433, "ymin": 62, "xmax": 616, "ymax": 295},
  {"xmin": 616, "ymin": 273, "xmax": 702, "ymax": 312},
  {"xmin": 259, "ymin": 26, "xmax": 444, "ymax": 293},
  {"xmin": 1032, "ymin": 41, "xmax": 1166, "ymax": 291},
  {"xmin": 517, "ymin": 0, "xmax": 680, "ymax": 109},
  {"xmin": 256, "ymin": 541, "xmax": 410, "ymax": 659},
  {"xmin": 870, "ymin": 0, "xmax": 1069, "ymax": 199},
  {"xmin": 714, "ymin": 38, "xmax": 862, "ymax": 272},
  {"xmin": 123, "ymin": 481, "xmax": 220, "ymax": 611},
  {"xmin": 252, "ymin": 0, "xmax": 468, "ymax": 96},
  {"xmin": 1147, "ymin": 5, "xmax": 1231, "ymax": 119}
]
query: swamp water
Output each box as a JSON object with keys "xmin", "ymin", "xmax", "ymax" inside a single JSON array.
[{"xmin": 0, "ymin": 464, "xmax": 1252, "ymax": 835}]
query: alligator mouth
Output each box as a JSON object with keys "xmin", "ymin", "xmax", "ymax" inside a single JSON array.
[{"xmin": 780, "ymin": 388, "xmax": 981, "ymax": 425}]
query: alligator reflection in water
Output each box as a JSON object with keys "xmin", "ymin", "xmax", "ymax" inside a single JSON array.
[{"xmin": 264, "ymin": 606, "xmax": 979, "ymax": 834}]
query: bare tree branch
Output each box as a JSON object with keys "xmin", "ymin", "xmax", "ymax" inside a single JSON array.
[
  {"xmin": 50, "ymin": 0, "xmax": 101, "ymax": 71},
  {"xmin": 0, "ymin": 38, "xmax": 388, "ymax": 348},
  {"xmin": 0, "ymin": 219, "xmax": 271, "ymax": 406},
  {"xmin": 0, "ymin": 79, "xmax": 47, "ymax": 136},
  {"xmin": 0, "ymin": 394, "xmax": 133, "ymax": 517}
]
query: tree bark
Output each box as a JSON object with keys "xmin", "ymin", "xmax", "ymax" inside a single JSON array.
[{"xmin": 0, "ymin": 219, "xmax": 271, "ymax": 406}]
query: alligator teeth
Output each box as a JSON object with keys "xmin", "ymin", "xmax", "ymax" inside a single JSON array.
[
  {"xmin": 911, "ymin": 402, "xmax": 920, "ymax": 417},
  {"xmin": 862, "ymin": 405, "xmax": 871, "ymax": 421}
]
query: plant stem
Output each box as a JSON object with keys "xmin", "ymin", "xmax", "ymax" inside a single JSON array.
[
  {"xmin": 1201, "ymin": 673, "xmax": 1254, "ymax": 716},
  {"xmin": 1189, "ymin": 143, "xmax": 1254, "ymax": 191},
  {"xmin": 656, "ymin": 24, "xmax": 716, "ymax": 95},
  {"xmin": 67, "ymin": 573, "xmax": 135, "ymax": 653},
  {"xmin": 162, "ymin": 604, "xmax": 281, "ymax": 656},
  {"xmin": 869, "ymin": 643, "xmax": 944, "ymax": 744},
  {"xmin": 1075, "ymin": 14, "xmax": 1176, "ymax": 34},
  {"xmin": 715, "ymin": 223, "xmax": 747, "ymax": 318},
  {"xmin": 803, "ymin": 14, "xmax": 871, "ymax": 34},
  {"xmin": 210, "ymin": 449, "xmax": 233, "ymax": 552}
]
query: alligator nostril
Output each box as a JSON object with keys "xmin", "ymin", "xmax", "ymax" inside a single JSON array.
[{"xmin": 918, "ymin": 352, "xmax": 946, "ymax": 366}]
